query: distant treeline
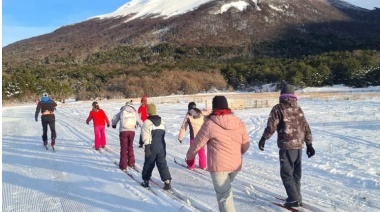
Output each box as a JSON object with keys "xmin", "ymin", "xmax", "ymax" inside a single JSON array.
[{"xmin": 2, "ymin": 44, "xmax": 379, "ymax": 102}]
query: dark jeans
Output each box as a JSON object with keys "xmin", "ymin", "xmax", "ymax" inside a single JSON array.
[
  {"xmin": 119, "ymin": 131, "xmax": 136, "ymax": 169},
  {"xmin": 279, "ymin": 149, "xmax": 302, "ymax": 202},
  {"xmin": 41, "ymin": 115, "xmax": 56, "ymax": 145}
]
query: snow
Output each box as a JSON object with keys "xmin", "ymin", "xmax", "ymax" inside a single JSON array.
[
  {"xmin": 93, "ymin": 0, "xmax": 213, "ymax": 21},
  {"xmin": 2, "ymin": 86, "xmax": 380, "ymax": 211},
  {"xmin": 218, "ymin": 1, "xmax": 250, "ymax": 14},
  {"xmin": 90, "ymin": 0, "xmax": 374, "ymax": 23}
]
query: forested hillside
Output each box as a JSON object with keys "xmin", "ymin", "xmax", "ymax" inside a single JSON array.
[{"xmin": 2, "ymin": 0, "xmax": 380, "ymax": 102}]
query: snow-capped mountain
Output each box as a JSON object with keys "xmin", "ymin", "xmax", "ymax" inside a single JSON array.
[{"xmin": 3, "ymin": 0, "xmax": 380, "ymax": 64}]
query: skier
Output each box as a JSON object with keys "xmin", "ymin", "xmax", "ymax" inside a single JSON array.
[
  {"xmin": 137, "ymin": 94, "xmax": 148, "ymax": 148},
  {"xmin": 86, "ymin": 101, "xmax": 110, "ymax": 150},
  {"xmin": 178, "ymin": 102, "xmax": 207, "ymax": 170},
  {"xmin": 140, "ymin": 103, "xmax": 172, "ymax": 190},
  {"xmin": 35, "ymin": 93, "xmax": 57, "ymax": 148},
  {"xmin": 258, "ymin": 84, "xmax": 315, "ymax": 208},
  {"xmin": 111, "ymin": 100, "xmax": 143, "ymax": 170},
  {"xmin": 186, "ymin": 96, "xmax": 250, "ymax": 212}
]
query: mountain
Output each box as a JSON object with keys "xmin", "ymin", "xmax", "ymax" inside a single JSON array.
[
  {"xmin": 2, "ymin": 0, "xmax": 380, "ymax": 102},
  {"xmin": 3, "ymin": 0, "xmax": 380, "ymax": 64}
]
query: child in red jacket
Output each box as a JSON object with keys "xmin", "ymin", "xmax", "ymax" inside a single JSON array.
[
  {"xmin": 138, "ymin": 94, "xmax": 148, "ymax": 148},
  {"xmin": 86, "ymin": 101, "xmax": 110, "ymax": 150}
]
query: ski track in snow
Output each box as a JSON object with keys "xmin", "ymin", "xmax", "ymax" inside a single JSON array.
[{"xmin": 2, "ymin": 90, "xmax": 380, "ymax": 211}]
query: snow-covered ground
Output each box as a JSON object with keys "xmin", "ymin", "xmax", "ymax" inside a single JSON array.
[{"xmin": 2, "ymin": 86, "xmax": 380, "ymax": 212}]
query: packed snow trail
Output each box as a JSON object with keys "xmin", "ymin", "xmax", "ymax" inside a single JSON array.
[{"xmin": 3, "ymin": 91, "xmax": 380, "ymax": 211}]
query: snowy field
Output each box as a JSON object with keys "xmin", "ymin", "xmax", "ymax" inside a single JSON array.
[{"xmin": 2, "ymin": 86, "xmax": 380, "ymax": 212}]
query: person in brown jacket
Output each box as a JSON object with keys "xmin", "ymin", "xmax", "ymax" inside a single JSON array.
[
  {"xmin": 258, "ymin": 84, "xmax": 315, "ymax": 208},
  {"xmin": 178, "ymin": 102, "xmax": 207, "ymax": 170},
  {"xmin": 186, "ymin": 96, "xmax": 250, "ymax": 212}
]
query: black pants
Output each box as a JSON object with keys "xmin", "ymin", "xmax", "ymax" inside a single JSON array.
[
  {"xmin": 139, "ymin": 134, "xmax": 144, "ymax": 147},
  {"xmin": 41, "ymin": 115, "xmax": 56, "ymax": 145},
  {"xmin": 279, "ymin": 149, "xmax": 302, "ymax": 202},
  {"xmin": 142, "ymin": 149, "xmax": 171, "ymax": 182}
]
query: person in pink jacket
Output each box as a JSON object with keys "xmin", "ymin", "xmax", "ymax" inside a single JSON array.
[
  {"xmin": 86, "ymin": 101, "xmax": 110, "ymax": 150},
  {"xmin": 186, "ymin": 96, "xmax": 250, "ymax": 212},
  {"xmin": 178, "ymin": 102, "xmax": 207, "ymax": 170}
]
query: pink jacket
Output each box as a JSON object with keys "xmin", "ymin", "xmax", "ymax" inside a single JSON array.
[{"xmin": 186, "ymin": 114, "xmax": 250, "ymax": 173}]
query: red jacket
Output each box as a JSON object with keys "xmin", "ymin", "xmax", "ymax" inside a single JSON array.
[
  {"xmin": 138, "ymin": 105, "xmax": 148, "ymax": 121},
  {"xmin": 86, "ymin": 109, "xmax": 110, "ymax": 127}
]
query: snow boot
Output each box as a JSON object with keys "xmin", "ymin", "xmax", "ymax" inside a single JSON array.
[
  {"xmin": 163, "ymin": 180, "xmax": 171, "ymax": 190},
  {"xmin": 284, "ymin": 200, "xmax": 301, "ymax": 208},
  {"xmin": 141, "ymin": 181, "xmax": 149, "ymax": 188}
]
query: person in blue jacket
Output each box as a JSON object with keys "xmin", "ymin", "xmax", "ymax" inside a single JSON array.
[{"xmin": 35, "ymin": 93, "xmax": 57, "ymax": 147}]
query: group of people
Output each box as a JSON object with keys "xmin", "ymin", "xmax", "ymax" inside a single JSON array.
[{"xmin": 35, "ymin": 84, "xmax": 315, "ymax": 211}]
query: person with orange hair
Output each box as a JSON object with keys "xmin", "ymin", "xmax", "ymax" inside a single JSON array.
[{"xmin": 138, "ymin": 94, "xmax": 148, "ymax": 148}]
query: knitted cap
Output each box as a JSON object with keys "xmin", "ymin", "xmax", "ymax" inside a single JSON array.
[
  {"xmin": 280, "ymin": 84, "xmax": 295, "ymax": 95},
  {"xmin": 126, "ymin": 100, "xmax": 133, "ymax": 106},
  {"xmin": 212, "ymin": 96, "xmax": 229, "ymax": 110},
  {"xmin": 141, "ymin": 94, "xmax": 147, "ymax": 103},
  {"xmin": 42, "ymin": 92, "xmax": 48, "ymax": 97},
  {"xmin": 188, "ymin": 102, "xmax": 196, "ymax": 110},
  {"xmin": 147, "ymin": 103, "xmax": 156, "ymax": 115}
]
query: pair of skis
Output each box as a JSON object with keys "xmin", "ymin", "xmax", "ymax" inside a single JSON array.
[
  {"xmin": 114, "ymin": 160, "xmax": 200, "ymax": 210},
  {"xmin": 44, "ymin": 144, "xmax": 55, "ymax": 152},
  {"xmin": 173, "ymin": 157, "xmax": 309, "ymax": 212}
]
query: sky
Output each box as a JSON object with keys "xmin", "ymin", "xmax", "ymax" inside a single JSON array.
[
  {"xmin": 2, "ymin": 85, "xmax": 380, "ymax": 211},
  {"xmin": 2, "ymin": 0, "xmax": 380, "ymax": 47}
]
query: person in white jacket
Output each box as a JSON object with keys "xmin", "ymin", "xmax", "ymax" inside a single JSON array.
[{"xmin": 112, "ymin": 101, "xmax": 143, "ymax": 170}]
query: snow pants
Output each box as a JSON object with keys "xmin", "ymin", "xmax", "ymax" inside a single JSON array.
[
  {"xmin": 210, "ymin": 171, "xmax": 238, "ymax": 212},
  {"xmin": 41, "ymin": 114, "xmax": 56, "ymax": 146},
  {"xmin": 142, "ymin": 149, "xmax": 171, "ymax": 182},
  {"xmin": 93, "ymin": 125, "xmax": 106, "ymax": 149},
  {"xmin": 279, "ymin": 149, "xmax": 302, "ymax": 203},
  {"xmin": 188, "ymin": 139, "xmax": 207, "ymax": 169},
  {"xmin": 119, "ymin": 131, "xmax": 136, "ymax": 170}
]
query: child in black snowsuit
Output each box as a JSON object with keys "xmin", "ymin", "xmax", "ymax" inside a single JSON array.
[{"xmin": 141, "ymin": 103, "xmax": 172, "ymax": 190}]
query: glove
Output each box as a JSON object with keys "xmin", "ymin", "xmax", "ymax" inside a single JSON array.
[
  {"xmin": 107, "ymin": 124, "xmax": 110, "ymax": 128},
  {"xmin": 178, "ymin": 139, "xmax": 182, "ymax": 144},
  {"xmin": 144, "ymin": 144, "xmax": 152, "ymax": 157},
  {"xmin": 186, "ymin": 158, "xmax": 195, "ymax": 167},
  {"xmin": 306, "ymin": 144, "xmax": 315, "ymax": 158},
  {"xmin": 112, "ymin": 125, "xmax": 116, "ymax": 129},
  {"xmin": 35, "ymin": 118, "xmax": 38, "ymax": 122},
  {"xmin": 258, "ymin": 137, "xmax": 266, "ymax": 151}
]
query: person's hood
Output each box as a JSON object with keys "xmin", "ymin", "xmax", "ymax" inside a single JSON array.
[
  {"xmin": 147, "ymin": 115, "xmax": 161, "ymax": 126},
  {"xmin": 209, "ymin": 114, "xmax": 243, "ymax": 130}
]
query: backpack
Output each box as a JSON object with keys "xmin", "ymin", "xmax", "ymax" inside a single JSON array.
[{"xmin": 121, "ymin": 107, "xmax": 136, "ymax": 129}]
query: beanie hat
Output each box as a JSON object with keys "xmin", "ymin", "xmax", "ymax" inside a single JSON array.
[
  {"xmin": 212, "ymin": 96, "xmax": 229, "ymax": 110},
  {"xmin": 126, "ymin": 100, "xmax": 133, "ymax": 106},
  {"xmin": 280, "ymin": 84, "xmax": 295, "ymax": 95},
  {"xmin": 147, "ymin": 103, "xmax": 156, "ymax": 115},
  {"xmin": 280, "ymin": 84, "xmax": 298, "ymax": 101},
  {"xmin": 188, "ymin": 102, "xmax": 196, "ymax": 110},
  {"xmin": 42, "ymin": 92, "xmax": 48, "ymax": 97},
  {"xmin": 141, "ymin": 94, "xmax": 147, "ymax": 103}
]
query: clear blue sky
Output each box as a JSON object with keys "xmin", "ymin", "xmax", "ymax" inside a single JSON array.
[
  {"xmin": 2, "ymin": 0, "xmax": 128, "ymax": 47},
  {"xmin": 2, "ymin": 0, "xmax": 380, "ymax": 47}
]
